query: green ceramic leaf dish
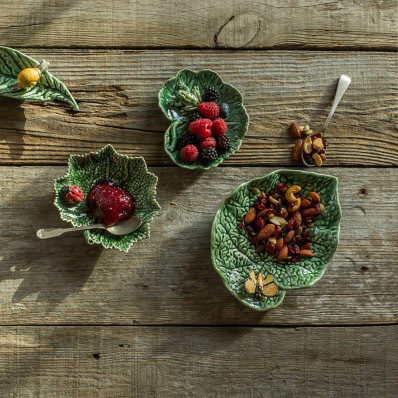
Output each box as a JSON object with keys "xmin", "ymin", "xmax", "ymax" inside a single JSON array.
[
  {"xmin": 0, "ymin": 46, "xmax": 78, "ymax": 109},
  {"xmin": 211, "ymin": 169, "xmax": 341, "ymax": 311},
  {"xmin": 158, "ymin": 69, "xmax": 249, "ymax": 169},
  {"xmin": 54, "ymin": 145, "xmax": 160, "ymax": 252}
]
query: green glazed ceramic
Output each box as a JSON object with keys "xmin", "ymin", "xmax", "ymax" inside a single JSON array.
[
  {"xmin": 211, "ymin": 170, "xmax": 341, "ymax": 311},
  {"xmin": 54, "ymin": 145, "xmax": 160, "ymax": 252},
  {"xmin": 158, "ymin": 69, "xmax": 249, "ymax": 169},
  {"xmin": 0, "ymin": 46, "xmax": 78, "ymax": 109}
]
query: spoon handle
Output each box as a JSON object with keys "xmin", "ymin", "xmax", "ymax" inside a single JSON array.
[
  {"xmin": 36, "ymin": 224, "xmax": 104, "ymax": 239},
  {"xmin": 323, "ymin": 74, "xmax": 351, "ymax": 132}
]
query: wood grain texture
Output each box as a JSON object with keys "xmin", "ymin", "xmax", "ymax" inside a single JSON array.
[
  {"xmin": 0, "ymin": 0, "xmax": 396, "ymax": 50},
  {"xmin": 0, "ymin": 325, "xmax": 396, "ymax": 397},
  {"xmin": 0, "ymin": 166, "xmax": 396, "ymax": 326},
  {"xmin": 0, "ymin": 49, "xmax": 397, "ymax": 166}
]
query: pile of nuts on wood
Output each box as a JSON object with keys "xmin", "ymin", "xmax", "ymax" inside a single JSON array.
[
  {"xmin": 290, "ymin": 123, "xmax": 327, "ymax": 167},
  {"xmin": 242, "ymin": 182, "xmax": 325, "ymax": 263}
]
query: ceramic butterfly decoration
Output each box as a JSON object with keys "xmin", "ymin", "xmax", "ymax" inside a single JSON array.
[{"xmin": 245, "ymin": 271, "xmax": 279, "ymax": 300}]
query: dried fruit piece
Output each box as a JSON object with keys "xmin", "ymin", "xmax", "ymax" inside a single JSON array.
[
  {"xmin": 244, "ymin": 208, "xmax": 256, "ymax": 224},
  {"xmin": 257, "ymin": 224, "xmax": 276, "ymax": 240},
  {"xmin": 312, "ymin": 137, "xmax": 324, "ymax": 151},
  {"xmin": 303, "ymin": 138, "xmax": 313, "ymax": 154},
  {"xmin": 290, "ymin": 123, "xmax": 302, "ymax": 138},
  {"xmin": 292, "ymin": 139, "xmax": 303, "ymax": 161},
  {"xmin": 312, "ymin": 153, "xmax": 323, "ymax": 167}
]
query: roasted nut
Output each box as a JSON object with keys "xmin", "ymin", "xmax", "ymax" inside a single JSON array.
[
  {"xmin": 269, "ymin": 196, "xmax": 279, "ymax": 205},
  {"xmin": 280, "ymin": 207, "xmax": 288, "ymax": 218},
  {"xmin": 276, "ymin": 237, "xmax": 284, "ymax": 251},
  {"xmin": 303, "ymin": 125, "xmax": 310, "ymax": 132},
  {"xmin": 293, "ymin": 211, "xmax": 302, "ymax": 227},
  {"xmin": 304, "ymin": 129, "xmax": 313, "ymax": 135},
  {"xmin": 301, "ymin": 207, "xmax": 321, "ymax": 218},
  {"xmin": 292, "ymin": 139, "xmax": 303, "ymax": 161},
  {"xmin": 270, "ymin": 216, "xmax": 287, "ymax": 226},
  {"xmin": 312, "ymin": 153, "xmax": 323, "ymax": 167},
  {"xmin": 290, "ymin": 123, "xmax": 302, "ymax": 138},
  {"xmin": 244, "ymin": 208, "xmax": 256, "ymax": 224},
  {"xmin": 269, "ymin": 213, "xmax": 275, "ymax": 219},
  {"xmin": 303, "ymin": 138, "xmax": 312, "ymax": 154},
  {"xmin": 299, "ymin": 250, "xmax": 314, "ymax": 257},
  {"xmin": 277, "ymin": 245, "xmax": 289, "ymax": 261},
  {"xmin": 301, "ymin": 198, "xmax": 312, "ymax": 209},
  {"xmin": 256, "ymin": 208, "xmax": 273, "ymax": 218},
  {"xmin": 319, "ymin": 203, "xmax": 325, "ymax": 213},
  {"xmin": 296, "ymin": 227, "xmax": 303, "ymax": 236},
  {"xmin": 284, "ymin": 230, "xmax": 295, "ymax": 243},
  {"xmin": 285, "ymin": 185, "xmax": 302, "ymax": 203},
  {"xmin": 309, "ymin": 192, "xmax": 321, "ymax": 203},
  {"xmin": 312, "ymin": 138, "xmax": 324, "ymax": 151},
  {"xmin": 292, "ymin": 198, "xmax": 301, "ymax": 213},
  {"xmin": 268, "ymin": 237, "xmax": 277, "ymax": 245},
  {"xmin": 257, "ymin": 224, "xmax": 276, "ymax": 240}
]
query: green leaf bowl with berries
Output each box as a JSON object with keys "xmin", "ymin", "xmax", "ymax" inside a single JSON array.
[
  {"xmin": 158, "ymin": 69, "xmax": 249, "ymax": 170},
  {"xmin": 54, "ymin": 145, "xmax": 160, "ymax": 252},
  {"xmin": 211, "ymin": 169, "xmax": 342, "ymax": 311}
]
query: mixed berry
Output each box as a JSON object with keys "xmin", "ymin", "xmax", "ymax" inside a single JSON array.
[
  {"xmin": 172, "ymin": 85, "xmax": 232, "ymax": 165},
  {"xmin": 242, "ymin": 182, "xmax": 325, "ymax": 263}
]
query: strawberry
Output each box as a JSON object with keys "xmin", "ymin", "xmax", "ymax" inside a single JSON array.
[
  {"xmin": 198, "ymin": 102, "xmax": 219, "ymax": 120},
  {"xmin": 189, "ymin": 119, "xmax": 212, "ymax": 138},
  {"xmin": 211, "ymin": 118, "xmax": 227, "ymax": 137},
  {"xmin": 179, "ymin": 144, "xmax": 199, "ymax": 163},
  {"xmin": 199, "ymin": 137, "xmax": 217, "ymax": 150}
]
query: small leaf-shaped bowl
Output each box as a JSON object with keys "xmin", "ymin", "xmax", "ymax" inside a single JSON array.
[
  {"xmin": 211, "ymin": 170, "xmax": 341, "ymax": 311},
  {"xmin": 54, "ymin": 145, "xmax": 160, "ymax": 252},
  {"xmin": 0, "ymin": 46, "xmax": 78, "ymax": 109},
  {"xmin": 158, "ymin": 69, "xmax": 249, "ymax": 169}
]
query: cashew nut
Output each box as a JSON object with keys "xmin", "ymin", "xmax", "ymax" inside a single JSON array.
[
  {"xmin": 269, "ymin": 195, "xmax": 279, "ymax": 205},
  {"xmin": 285, "ymin": 185, "xmax": 301, "ymax": 203},
  {"xmin": 291, "ymin": 198, "xmax": 301, "ymax": 212}
]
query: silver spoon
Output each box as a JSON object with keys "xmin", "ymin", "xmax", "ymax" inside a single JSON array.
[
  {"xmin": 36, "ymin": 216, "xmax": 142, "ymax": 239},
  {"xmin": 302, "ymin": 74, "xmax": 351, "ymax": 167}
]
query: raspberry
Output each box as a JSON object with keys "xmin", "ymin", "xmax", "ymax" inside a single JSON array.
[
  {"xmin": 198, "ymin": 102, "xmax": 219, "ymax": 120},
  {"xmin": 200, "ymin": 147, "xmax": 218, "ymax": 162},
  {"xmin": 211, "ymin": 118, "xmax": 227, "ymax": 137},
  {"xmin": 217, "ymin": 135, "xmax": 231, "ymax": 154},
  {"xmin": 189, "ymin": 119, "xmax": 212, "ymax": 138},
  {"xmin": 203, "ymin": 87, "xmax": 219, "ymax": 101},
  {"xmin": 179, "ymin": 144, "xmax": 199, "ymax": 163},
  {"xmin": 199, "ymin": 137, "xmax": 217, "ymax": 150}
]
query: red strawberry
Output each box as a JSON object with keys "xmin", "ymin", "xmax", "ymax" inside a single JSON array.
[
  {"xmin": 199, "ymin": 137, "xmax": 217, "ymax": 150},
  {"xmin": 198, "ymin": 102, "xmax": 219, "ymax": 120},
  {"xmin": 189, "ymin": 119, "xmax": 212, "ymax": 138},
  {"xmin": 211, "ymin": 118, "xmax": 227, "ymax": 137},
  {"xmin": 179, "ymin": 144, "xmax": 199, "ymax": 163}
]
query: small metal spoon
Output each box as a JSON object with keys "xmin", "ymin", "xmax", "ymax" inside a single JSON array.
[
  {"xmin": 302, "ymin": 74, "xmax": 351, "ymax": 167},
  {"xmin": 36, "ymin": 216, "xmax": 142, "ymax": 239}
]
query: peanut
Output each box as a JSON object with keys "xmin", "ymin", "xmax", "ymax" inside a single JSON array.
[
  {"xmin": 257, "ymin": 224, "xmax": 275, "ymax": 240},
  {"xmin": 292, "ymin": 198, "xmax": 301, "ymax": 212},
  {"xmin": 276, "ymin": 237, "xmax": 284, "ymax": 251},
  {"xmin": 285, "ymin": 185, "xmax": 301, "ymax": 203},
  {"xmin": 284, "ymin": 229, "xmax": 295, "ymax": 243},
  {"xmin": 301, "ymin": 207, "xmax": 321, "ymax": 218},
  {"xmin": 299, "ymin": 250, "xmax": 314, "ymax": 257},
  {"xmin": 292, "ymin": 139, "xmax": 303, "ymax": 161},
  {"xmin": 277, "ymin": 245, "xmax": 289, "ymax": 261},
  {"xmin": 244, "ymin": 208, "xmax": 256, "ymax": 224},
  {"xmin": 309, "ymin": 192, "xmax": 321, "ymax": 203}
]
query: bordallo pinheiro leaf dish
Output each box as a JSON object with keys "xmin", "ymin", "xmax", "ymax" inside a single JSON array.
[
  {"xmin": 54, "ymin": 145, "xmax": 160, "ymax": 252},
  {"xmin": 211, "ymin": 170, "xmax": 341, "ymax": 311},
  {"xmin": 158, "ymin": 69, "xmax": 249, "ymax": 169},
  {"xmin": 0, "ymin": 46, "xmax": 78, "ymax": 109}
]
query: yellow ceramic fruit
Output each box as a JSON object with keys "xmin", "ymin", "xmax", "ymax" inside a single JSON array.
[{"xmin": 17, "ymin": 67, "xmax": 42, "ymax": 88}]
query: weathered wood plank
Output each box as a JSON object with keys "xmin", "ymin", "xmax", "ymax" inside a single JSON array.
[
  {"xmin": 0, "ymin": 166, "xmax": 396, "ymax": 325},
  {"xmin": 0, "ymin": 325, "xmax": 396, "ymax": 397},
  {"xmin": 0, "ymin": 49, "xmax": 396, "ymax": 166},
  {"xmin": 0, "ymin": 1, "xmax": 396, "ymax": 49}
]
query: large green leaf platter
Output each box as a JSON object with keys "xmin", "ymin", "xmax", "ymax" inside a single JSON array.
[
  {"xmin": 54, "ymin": 145, "xmax": 160, "ymax": 252},
  {"xmin": 0, "ymin": 46, "xmax": 78, "ymax": 109},
  {"xmin": 158, "ymin": 69, "xmax": 249, "ymax": 169},
  {"xmin": 211, "ymin": 170, "xmax": 341, "ymax": 311}
]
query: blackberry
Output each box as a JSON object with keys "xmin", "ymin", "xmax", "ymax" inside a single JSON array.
[
  {"xmin": 200, "ymin": 147, "xmax": 218, "ymax": 162},
  {"xmin": 190, "ymin": 111, "xmax": 202, "ymax": 122},
  {"xmin": 180, "ymin": 130, "xmax": 198, "ymax": 147},
  {"xmin": 219, "ymin": 103, "xmax": 230, "ymax": 119},
  {"xmin": 203, "ymin": 87, "xmax": 219, "ymax": 101},
  {"xmin": 217, "ymin": 135, "xmax": 231, "ymax": 154}
]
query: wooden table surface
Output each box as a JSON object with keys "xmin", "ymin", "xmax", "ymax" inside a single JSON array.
[{"xmin": 0, "ymin": 1, "xmax": 397, "ymax": 397}]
